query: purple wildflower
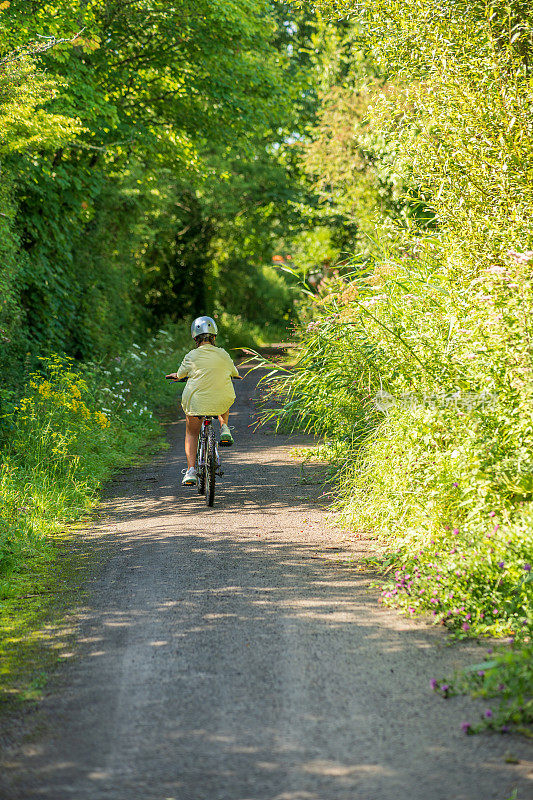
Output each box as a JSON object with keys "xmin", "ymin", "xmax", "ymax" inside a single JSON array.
[
  {"xmin": 462, "ymin": 623, "xmax": 470, "ymax": 632},
  {"xmin": 461, "ymin": 722, "xmax": 471, "ymax": 733},
  {"xmin": 524, "ymin": 563, "xmax": 531, "ymax": 572},
  {"xmin": 484, "ymin": 709, "xmax": 493, "ymax": 719},
  {"xmin": 430, "ymin": 678, "xmax": 438, "ymax": 690},
  {"xmin": 477, "ymin": 670, "xmax": 485, "ymax": 677},
  {"xmin": 497, "ymin": 561, "xmax": 505, "ymax": 568},
  {"xmin": 501, "ymin": 725, "xmax": 510, "ymax": 734}
]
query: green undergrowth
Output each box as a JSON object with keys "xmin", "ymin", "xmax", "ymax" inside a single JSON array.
[
  {"xmin": 0, "ymin": 325, "xmax": 195, "ymax": 702},
  {"xmin": 289, "ymin": 437, "xmax": 532, "ymax": 736},
  {"xmin": 267, "ymin": 0, "xmax": 533, "ymax": 738},
  {"xmin": 216, "ymin": 310, "xmax": 291, "ymax": 354},
  {"xmin": 432, "ymin": 639, "xmax": 533, "ymax": 738},
  {"xmin": 0, "ymin": 533, "xmax": 83, "ymax": 708},
  {"xmin": 259, "ymin": 245, "xmax": 533, "ymax": 736}
]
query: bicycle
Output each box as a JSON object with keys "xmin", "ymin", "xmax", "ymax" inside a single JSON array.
[
  {"xmin": 195, "ymin": 415, "xmax": 223, "ymax": 507},
  {"xmin": 166, "ymin": 375, "xmax": 237, "ymax": 507}
]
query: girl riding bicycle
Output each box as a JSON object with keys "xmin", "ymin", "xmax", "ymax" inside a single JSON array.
[{"xmin": 166, "ymin": 316, "xmax": 241, "ymax": 485}]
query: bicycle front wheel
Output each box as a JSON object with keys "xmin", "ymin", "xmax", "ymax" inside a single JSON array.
[{"xmin": 206, "ymin": 426, "xmax": 216, "ymax": 507}]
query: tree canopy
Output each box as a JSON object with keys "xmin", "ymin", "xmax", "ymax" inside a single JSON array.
[{"xmin": 0, "ymin": 0, "xmax": 320, "ymax": 381}]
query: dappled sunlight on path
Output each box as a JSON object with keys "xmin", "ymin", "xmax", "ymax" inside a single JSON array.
[{"xmin": 1, "ymin": 372, "xmax": 531, "ymax": 800}]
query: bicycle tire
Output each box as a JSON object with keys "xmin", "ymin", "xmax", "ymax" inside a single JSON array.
[
  {"xmin": 206, "ymin": 426, "xmax": 216, "ymax": 507},
  {"xmin": 197, "ymin": 434, "xmax": 206, "ymax": 495}
]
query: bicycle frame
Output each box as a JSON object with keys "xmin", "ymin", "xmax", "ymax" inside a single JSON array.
[
  {"xmin": 196, "ymin": 418, "xmax": 221, "ymax": 471},
  {"xmin": 195, "ymin": 417, "xmax": 222, "ymax": 505}
]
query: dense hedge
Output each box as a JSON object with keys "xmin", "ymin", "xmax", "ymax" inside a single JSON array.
[{"xmin": 0, "ymin": 2, "xmax": 316, "ymax": 384}]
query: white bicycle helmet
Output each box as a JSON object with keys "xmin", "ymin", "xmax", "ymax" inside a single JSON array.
[{"xmin": 191, "ymin": 315, "xmax": 218, "ymax": 339}]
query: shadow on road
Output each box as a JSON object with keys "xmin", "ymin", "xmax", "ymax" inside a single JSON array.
[{"xmin": 1, "ymin": 371, "xmax": 530, "ymax": 800}]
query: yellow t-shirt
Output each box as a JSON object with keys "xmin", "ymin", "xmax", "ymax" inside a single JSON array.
[{"xmin": 177, "ymin": 343, "xmax": 239, "ymax": 416}]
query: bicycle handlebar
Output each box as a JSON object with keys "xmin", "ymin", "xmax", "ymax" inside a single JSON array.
[{"xmin": 165, "ymin": 375, "xmax": 242, "ymax": 382}]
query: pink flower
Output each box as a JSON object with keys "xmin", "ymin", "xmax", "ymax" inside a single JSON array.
[
  {"xmin": 462, "ymin": 623, "xmax": 470, "ymax": 632},
  {"xmin": 487, "ymin": 265, "xmax": 507, "ymax": 275},
  {"xmin": 507, "ymin": 248, "xmax": 533, "ymax": 265}
]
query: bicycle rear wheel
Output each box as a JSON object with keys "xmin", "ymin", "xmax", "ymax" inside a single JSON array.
[
  {"xmin": 196, "ymin": 434, "xmax": 206, "ymax": 495},
  {"xmin": 206, "ymin": 426, "xmax": 216, "ymax": 507}
]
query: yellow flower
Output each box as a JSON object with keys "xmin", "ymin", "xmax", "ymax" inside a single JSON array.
[
  {"xmin": 94, "ymin": 411, "xmax": 110, "ymax": 428},
  {"xmin": 38, "ymin": 381, "xmax": 53, "ymax": 398},
  {"xmin": 71, "ymin": 399, "xmax": 91, "ymax": 419},
  {"xmin": 71, "ymin": 385, "xmax": 82, "ymax": 399}
]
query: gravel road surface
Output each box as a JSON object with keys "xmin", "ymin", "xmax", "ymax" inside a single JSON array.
[{"xmin": 1, "ymin": 370, "xmax": 531, "ymax": 800}]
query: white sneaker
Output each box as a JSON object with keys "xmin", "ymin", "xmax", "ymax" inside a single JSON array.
[
  {"xmin": 182, "ymin": 467, "xmax": 197, "ymax": 485},
  {"xmin": 219, "ymin": 423, "xmax": 234, "ymax": 446}
]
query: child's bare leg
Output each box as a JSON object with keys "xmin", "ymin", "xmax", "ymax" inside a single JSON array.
[
  {"xmin": 185, "ymin": 415, "xmax": 202, "ymax": 468},
  {"xmin": 217, "ymin": 411, "xmax": 229, "ymax": 427},
  {"xmin": 218, "ymin": 410, "xmax": 233, "ymax": 445}
]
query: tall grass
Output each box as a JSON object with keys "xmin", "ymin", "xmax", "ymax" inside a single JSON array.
[
  {"xmin": 259, "ymin": 240, "xmax": 532, "ymax": 733},
  {"xmin": 274, "ymin": 0, "xmax": 533, "ymax": 734}
]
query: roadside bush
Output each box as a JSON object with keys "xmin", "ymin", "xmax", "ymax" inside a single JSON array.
[
  {"xmin": 0, "ymin": 326, "xmax": 190, "ymax": 601},
  {"xmin": 260, "ymin": 240, "xmax": 532, "ymax": 732},
  {"xmin": 273, "ymin": 0, "xmax": 533, "ymax": 734}
]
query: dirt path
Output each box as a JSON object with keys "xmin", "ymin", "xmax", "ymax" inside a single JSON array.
[{"xmin": 1, "ymin": 370, "xmax": 531, "ymax": 800}]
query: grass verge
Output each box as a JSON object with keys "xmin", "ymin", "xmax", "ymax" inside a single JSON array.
[{"xmin": 0, "ymin": 326, "xmax": 192, "ymax": 704}]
